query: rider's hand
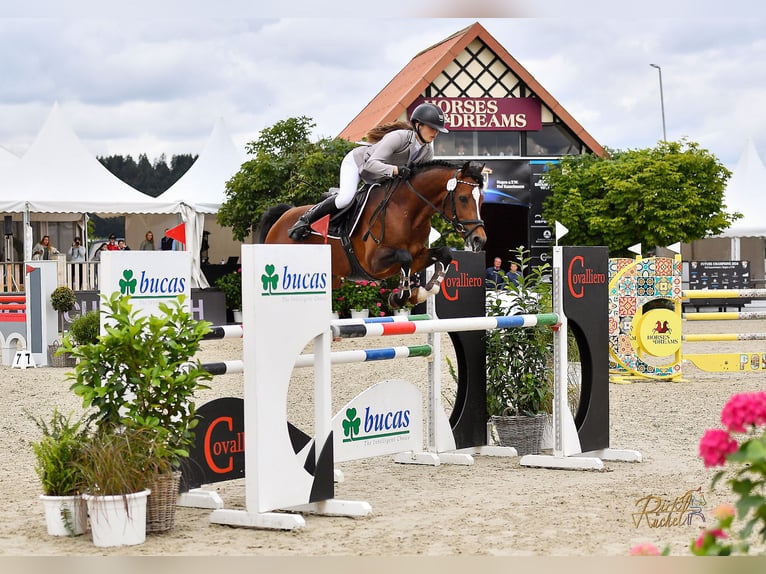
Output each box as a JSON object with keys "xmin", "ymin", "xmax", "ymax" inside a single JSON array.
[{"xmin": 396, "ymin": 165, "xmax": 411, "ymax": 179}]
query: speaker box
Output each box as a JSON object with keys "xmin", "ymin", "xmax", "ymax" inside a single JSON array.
[{"xmin": 3, "ymin": 216, "xmax": 11, "ymax": 236}]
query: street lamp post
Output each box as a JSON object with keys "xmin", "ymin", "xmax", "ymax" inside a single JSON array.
[{"xmin": 649, "ymin": 63, "xmax": 667, "ymax": 141}]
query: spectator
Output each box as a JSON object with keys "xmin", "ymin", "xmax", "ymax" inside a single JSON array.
[
  {"xmin": 117, "ymin": 239, "xmax": 130, "ymax": 251},
  {"xmin": 32, "ymin": 235, "xmax": 59, "ymax": 260},
  {"xmin": 93, "ymin": 242, "xmax": 108, "ymax": 261},
  {"xmin": 486, "ymin": 256, "xmax": 505, "ymax": 290},
  {"xmin": 67, "ymin": 237, "xmax": 86, "ymax": 289},
  {"xmin": 160, "ymin": 229, "xmax": 174, "ymax": 251},
  {"xmin": 106, "ymin": 234, "xmax": 120, "ymax": 251},
  {"xmin": 507, "ymin": 262, "xmax": 521, "ymax": 287},
  {"xmin": 139, "ymin": 230, "xmax": 156, "ymax": 251}
]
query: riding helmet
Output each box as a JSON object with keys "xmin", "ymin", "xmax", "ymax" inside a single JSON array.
[{"xmin": 410, "ymin": 103, "xmax": 449, "ymax": 133}]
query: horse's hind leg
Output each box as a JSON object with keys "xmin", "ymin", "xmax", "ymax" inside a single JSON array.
[{"xmin": 413, "ymin": 246, "xmax": 454, "ymax": 303}]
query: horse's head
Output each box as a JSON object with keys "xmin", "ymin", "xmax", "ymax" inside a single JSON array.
[
  {"xmin": 449, "ymin": 161, "xmax": 487, "ymax": 252},
  {"xmin": 407, "ymin": 160, "xmax": 487, "ymax": 252}
]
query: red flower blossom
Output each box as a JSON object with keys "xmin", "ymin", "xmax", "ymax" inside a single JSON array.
[
  {"xmin": 698, "ymin": 428, "xmax": 738, "ymax": 467},
  {"xmin": 720, "ymin": 391, "xmax": 766, "ymax": 433}
]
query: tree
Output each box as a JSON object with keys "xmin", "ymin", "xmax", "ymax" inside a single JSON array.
[
  {"xmin": 542, "ymin": 139, "xmax": 738, "ymax": 256},
  {"xmin": 216, "ymin": 116, "xmax": 355, "ymax": 242}
]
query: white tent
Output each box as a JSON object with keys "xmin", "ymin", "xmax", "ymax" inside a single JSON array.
[
  {"xmin": 160, "ymin": 117, "xmax": 246, "ymax": 213},
  {"xmin": 0, "ymin": 145, "xmax": 20, "ymax": 173},
  {"xmin": 132, "ymin": 118, "xmax": 247, "ymax": 287},
  {"xmin": 718, "ymin": 138, "xmax": 766, "ymax": 238},
  {"xmin": 0, "ymin": 102, "xmax": 175, "ymax": 216}
]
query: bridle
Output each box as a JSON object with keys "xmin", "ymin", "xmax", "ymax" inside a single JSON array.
[{"xmin": 404, "ymin": 168, "xmax": 485, "ymax": 240}]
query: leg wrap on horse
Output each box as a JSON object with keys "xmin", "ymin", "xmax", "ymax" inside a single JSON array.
[{"xmin": 287, "ymin": 196, "xmax": 338, "ymax": 241}]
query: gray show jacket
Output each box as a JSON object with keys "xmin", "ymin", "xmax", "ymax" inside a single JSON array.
[{"xmin": 351, "ymin": 129, "xmax": 434, "ymax": 184}]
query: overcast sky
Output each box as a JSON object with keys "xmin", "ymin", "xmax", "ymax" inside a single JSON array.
[{"xmin": 1, "ymin": 3, "xmax": 765, "ymax": 173}]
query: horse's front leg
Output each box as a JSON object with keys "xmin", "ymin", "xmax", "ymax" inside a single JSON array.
[
  {"xmin": 413, "ymin": 246, "xmax": 453, "ymax": 303},
  {"xmin": 368, "ymin": 248, "xmax": 413, "ymax": 309}
]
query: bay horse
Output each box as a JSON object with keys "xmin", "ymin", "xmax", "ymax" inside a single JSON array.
[{"xmin": 255, "ymin": 160, "xmax": 487, "ymax": 307}]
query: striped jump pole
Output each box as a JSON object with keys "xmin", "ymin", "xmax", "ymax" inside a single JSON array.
[
  {"xmin": 683, "ymin": 289, "xmax": 766, "ymax": 299},
  {"xmin": 201, "ymin": 344, "xmax": 432, "ymax": 375},
  {"xmin": 683, "ymin": 333, "xmax": 766, "ymax": 342},
  {"xmin": 203, "ymin": 324, "xmax": 244, "ymax": 340},
  {"xmin": 682, "ymin": 311, "xmax": 766, "ymax": 321},
  {"xmin": 332, "ymin": 313, "xmax": 560, "ymax": 339},
  {"xmin": 201, "ymin": 314, "xmax": 432, "ymax": 341}
]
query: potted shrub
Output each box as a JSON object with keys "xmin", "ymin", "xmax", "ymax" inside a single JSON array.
[
  {"xmin": 76, "ymin": 426, "xmax": 161, "ymax": 547},
  {"xmin": 215, "ymin": 268, "xmax": 242, "ymax": 322},
  {"xmin": 67, "ymin": 310, "xmax": 100, "ymax": 346},
  {"xmin": 28, "ymin": 408, "xmax": 90, "ymax": 536},
  {"xmin": 337, "ymin": 279, "xmax": 385, "ymax": 318},
  {"xmin": 49, "ymin": 286, "xmax": 77, "ymax": 367},
  {"xmin": 485, "ymin": 247, "xmax": 554, "ymax": 455},
  {"xmin": 62, "ymin": 292, "xmax": 213, "ymax": 534}
]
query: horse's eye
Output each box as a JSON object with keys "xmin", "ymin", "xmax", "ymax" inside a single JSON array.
[{"xmin": 458, "ymin": 195, "xmax": 469, "ymax": 204}]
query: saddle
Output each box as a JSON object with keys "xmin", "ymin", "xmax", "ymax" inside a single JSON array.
[
  {"xmin": 318, "ymin": 184, "xmax": 379, "ymax": 281},
  {"xmin": 319, "ymin": 185, "xmax": 372, "ymax": 240}
]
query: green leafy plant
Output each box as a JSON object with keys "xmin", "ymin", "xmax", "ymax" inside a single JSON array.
[
  {"xmin": 50, "ymin": 286, "xmax": 76, "ymax": 335},
  {"xmin": 28, "ymin": 408, "xmax": 90, "ymax": 496},
  {"xmin": 215, "ymin": 269, "xmax": 242, "ymax": 311},
  {"xmin": 50, "ymin": 286, "xmax": 76, "ymax": 313},
  {"xmin": 692, "ymin": 390, "xmax": 766, "ymax": 555},
  {"xmin": 67, "ymin": 310, "xmax": 100, "ymax": 346},
  {"xmin": 76, "ymin": 426, "xmax": 169, "ymax": 496},
  {"xmin": 485, "ymin": 246, "xmax": 553, "ymax": 417},
  {"xmin": 63, "ymin": 293, "xmax": 213, "ymax": 465},
  {"xmin": 333, "ymin": 279, "xmax": 385, "ymax": 317}
]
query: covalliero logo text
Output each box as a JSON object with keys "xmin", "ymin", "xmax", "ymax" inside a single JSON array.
[
  {"xmin": 118, "ymin": 268, "xmax": 186, "ymax": 299},
  {"xmin": 260, "ymin": 263, "xmax": 328, "ymax": 296},
  {"xmin": 341, "ymin": 406, "xmax": 411, "ymax": 444}
]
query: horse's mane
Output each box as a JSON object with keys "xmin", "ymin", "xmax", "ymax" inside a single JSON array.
[
  {"xmin": 365, "ymin": 121, "xmax": 411, "ymax": 143},
  {"xmin": 411, "ymin": 159, "xmax": 485, "ymax": 185}
]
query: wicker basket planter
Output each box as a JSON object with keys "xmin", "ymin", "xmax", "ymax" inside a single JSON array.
[
  {"xmin": 48, "ymin": 343, "xmax": 76, "ymax": 367},
  {"xmin": 491, "ymin": 412, "xmax": 548, "ymax": 456},
  {"xmin": 146, "ymin": 470, "xmax": 181, "ymax": 533}
]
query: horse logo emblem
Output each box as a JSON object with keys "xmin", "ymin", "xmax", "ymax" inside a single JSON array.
[{"xmin": 653, "ymin": 320, "xmax": 672, "ymax": 334}]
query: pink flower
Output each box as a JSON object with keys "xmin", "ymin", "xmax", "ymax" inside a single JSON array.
[
  {"xmin": 711, "ymin": 503, "xmax": 736, "ymax": 521},
  {"xmin": 630, "ymin": 542, "xmax": 661, "ymax": 556},
  {"xmin": 720, "ymin": 391, "xmax": 766, "ymax": 433},
  {"xmin": 695, "ymin": 528, "xmax": 728, "ymax": 549},
  {"xmin": 699, "ymin": 428, "xmax": 738, "ymax": 467}
]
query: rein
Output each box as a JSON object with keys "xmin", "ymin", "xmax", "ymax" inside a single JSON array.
[
  {"xmin": 362, "ymin": 168, "xmax": 485, "ymax": 245},
  {"xmin": 404, "ymin": 169, "xmax": 485, "ymax": 239}
]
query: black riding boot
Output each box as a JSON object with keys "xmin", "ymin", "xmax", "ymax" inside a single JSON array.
[{"xmin": 287, "ymin": 196, "xmax": 338, "ymax": 241}]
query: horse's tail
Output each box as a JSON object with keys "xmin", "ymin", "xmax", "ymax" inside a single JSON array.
[{"xmin": 255, "ymin": 203, "xmax": 294, "ymax": 243}]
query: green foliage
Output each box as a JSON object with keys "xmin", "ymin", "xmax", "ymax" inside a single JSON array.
[
  {"xmin": 67, "ymin": 311, "xmax": 100, "ymax": 346},
  {"xmin": 215, "ymin": 269, "xmax": 242, "ymax": 310},
  {"xmin": 542, "ymin": 139, "xmax": 737, "ymax": 256},
  {"xmin": 76, "ymin": 426, "xmax": 169, "ymax": 496},
  {"xmin": 63, "ymin": 293, "xmax": 213, "ymax": 465},
  {"xmin": 333, "ymin": 279, "xmax": 385, "ymax": 317},
  {"xmin": 98, "ymin": 153, "xmax": 198, "ymax": 198},
  {"xmin": 216, "ymin": 116, "xmax": 356, "ymax": 241},
  {"xmin": 28, "ymin": 408, "xmax": 90, "ymax": 496},
  {"xmin": 485, "ymin": 247, "xmax": 553, "ymax": 417},
  {"xmin": 50, "ymin": 286, "xmax": 76, "ymax": 313}
]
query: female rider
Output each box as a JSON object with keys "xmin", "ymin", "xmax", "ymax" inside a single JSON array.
[{"xmin": 287, "ymin": 102, "xmax": 449, "ymax": 241}]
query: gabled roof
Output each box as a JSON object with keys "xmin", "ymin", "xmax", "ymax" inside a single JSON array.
[
  {"xmin": 718, "ymin": 138, "xmax": 766, "ymax": 237},
  {"xmin": 338, "ymin": 21, "xmax": 605, "ymax": 157},
  {"xmin": 0, "ymin": 102, "xmax": 176, "ymax": 215},
  {"xmin": 159, "ymin": 117, "xmax": 247, "ymax": 214}
]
